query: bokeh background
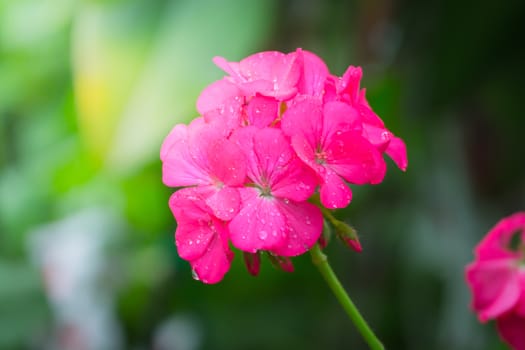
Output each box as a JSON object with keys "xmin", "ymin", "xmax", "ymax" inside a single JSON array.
[{"xmin": 1, "ymin": 0, "xmax": 524, "ymax": 349}]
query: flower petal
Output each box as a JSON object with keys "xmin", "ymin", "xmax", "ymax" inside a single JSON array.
[
  {"xmin": 229, "ymin": 188, "xmax": 286, "ymax": 253},
  {"xmin": 246, "ymin": 95, "xmax": 279, "ymax": 127},
  {"xmin": 496, "ymin": 312, "xmax": 525, "ymax": 350},
  {"xmin": 196, "ymin": 78, "xmax": 242, "ymax": 115},
  {"xmin": 204, "ymin": 186, "xmax": 241, "ymax": 221},
  {"xmin": 319, "ymin": 169, "xmax": 353, "ymax": 209},
  {"xmin": 326, "ymin": 130, "xmax": 386, "ymax": 185},
  {"xmin": 297, "ymin": 49, "xmax": 329, "ymax": 97},
  {"xmin": 190, "ymin": 230, "xmax": 233, "ymax": 284},
  {"xmin": 271, "ymin": 199, "xmax": 323, "ymax": 256},
  {"xmin": 385, "ymin": 136, "xmax": 408, "ymax": 171},
  {"xmin": 466, "ymin": 259, "xmax": 521, "ymax": 321}
]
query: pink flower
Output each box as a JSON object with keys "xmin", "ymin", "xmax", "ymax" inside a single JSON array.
[
  {"xmin": 228, "ymin": 126, "xmax": 323, "ymax": 256},
  {"xmin": 282, "ymin": 97, "xmax": 386, "ymax": 208},
  {"xmin": 169, "ymin": 187, "xmax": 234, "ymax": 284},
  {"xmin": 325, "ymin": 65, "xmax": 408, "ymax": 171},
  {"xmin": 466, "ymin": 212, "xmax": 525, "ymax": 350},
  {"xmin": 161, "ymin": 48, "xmax": 408, "ymax": 283},
  {"xmin": 160, "ymin": 117, "xmax": 246, "ymax": 221}
]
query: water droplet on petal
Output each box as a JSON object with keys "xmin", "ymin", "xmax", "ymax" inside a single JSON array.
[
  {"xmin": 259, "ymin": 230, "xmax": 268, "ymax": 240},
  {"xmin": 191, "ymin": 269, "xmax": 200, "ymax": 281}
]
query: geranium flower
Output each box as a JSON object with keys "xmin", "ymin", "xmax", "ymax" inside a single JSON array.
[
  {"xmin": 228, "ymin": 126, "xmax": 323, "ymax": 256},
  {"xmin": 466, "ymin": 212, "xmax": 525, "ymax": 350},
  {"xmin": 281, "ymin": 97, "xmax": 386, "ymax": 208},
  {"xmin": 325, "ymin": 65, "xmax": 408, "ymax": 171}
]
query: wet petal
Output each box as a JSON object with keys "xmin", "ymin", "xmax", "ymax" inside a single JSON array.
[
  {"xmin": 385, "ymin": 136, "xmax": 408, "ymax": 171},
  {"xmin": 319, "ymin": 170, "xmax": 352, "ymax": 209},
  {"xmin": 229, "ymin": 188, "xmax": 286, "ymax": 253},
  {"xmin": 326, "ymin": 131, "xmax": 386, "ymax": 185},
  {"xmin": 271, "ymin": 199, "xmax": 323, "ymax": 256},
  {"xmin": 205, "ymin": 186, "xmax": 241, "ymax": 221}
]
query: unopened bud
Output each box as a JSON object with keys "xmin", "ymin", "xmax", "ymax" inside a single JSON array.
[
  {"xmin": 267, "ymin": 254, "xmax": 294, "ymax": 273},
  {"xmin": 334, "ymin": 221, "xmax": 362, "ymax": 253}
]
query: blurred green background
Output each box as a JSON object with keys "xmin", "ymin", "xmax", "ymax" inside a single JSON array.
[{"xmin": 1, "ymin": 0, "xmax": 524, "ymax": 349}]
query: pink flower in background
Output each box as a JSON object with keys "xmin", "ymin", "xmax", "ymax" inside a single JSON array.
[
  {"xmin": 161, "ymin": 48, "xmax": 407, "ymax": 283},
  {"xmin": 466, "ymin": 212, "xmax": 525, "ymax": 350}
]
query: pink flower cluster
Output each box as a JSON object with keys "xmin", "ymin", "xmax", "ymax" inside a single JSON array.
[
  {"xmin": 466, "ymin": 212, "xmax": 525, "ymax": 350},
  {"xmin": 161, "ymin": 49, "xmax": 407, "ymax": 283}
]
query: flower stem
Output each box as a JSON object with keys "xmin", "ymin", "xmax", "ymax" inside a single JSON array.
[{"xmin": 310, "ymin": 243, "xmax": 384, "ymax": 350}]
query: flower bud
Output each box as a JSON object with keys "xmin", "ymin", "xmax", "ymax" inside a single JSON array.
[
  {"xmin": 267, "ymin": 254, "xmax": 294, "ymax": 273},
  {"xmin": 334, "ymin": 221, "xmax": 362, "ymax": 253}
]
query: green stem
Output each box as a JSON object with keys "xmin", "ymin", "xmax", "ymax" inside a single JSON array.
[{"xmin": 310, "ymin": 243, "xmax": 384, "ymax": 350}]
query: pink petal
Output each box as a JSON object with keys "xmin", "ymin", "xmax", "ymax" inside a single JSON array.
[
  {"xmin": 281, "ymin": 97, "xmax": 323, "ymax": 147},
  {"xmin": 169, "ymin": 188, "xmax": 233, "ymax": 284},
  {"xmin": 228, "ymin": 188, "xmax": 286, "ymax": 253},
  {"xmin": 212, "ymin": 56, "xmax": 241, "ymax": 79},
  {"xmin": 160, "ymin": 123, "xmax": 187, "ymax": 161},
  {"xmin": 475, "ymin": 212, "xmax": 525, "ymax": 261},
  {"xmin": 196, "ymin": 79, "xmax": 242, "ymax": 115},
  {"xmin": 466, "ymin": 259, "xmax": 521, "ymax": 321},
  {"xmin": 204, "ymin": 186, "xmax": 241, "ymax": 221},
  {"xmin": 356, "ymin": 90, "xmax": 385, "ymax": 127},
  {"xmin": 246, "ymin": 95, "xmax": 279, "ymax": 127},
  {"xmin": 169, "ymin": 189, "xmax": 219, "ymax": 261},
  {"xmin": 496, "ymin": 312, "xmax": 525, "ymax": 350},
  {"xmin": 205, "ymin": 136, "xmax": 246, "ymax": 186},
  {"xmin": 162, "ymin": 120, "xmax": 210, "ymax": 187},
  {"xmin": 322, "ymin": 101, "xmax": 362, "ymax": 137},
  {"xmin": 385, "ymin": 136, "xmax": 408, "ymax": 171},
  {"xmin": 362, "ymin": 123, "xmax": 393, "ymax": 153},
  {"xmin": 325, "ymin": 130, "xmax": 386, "ymax": 185},
  {"xmin": 270, "ymin": 157, "xmax": 318, "ymax": 202},
  {"xmin": 189, "ymin": 230, "xmax": 233, "ymax": 284},
  {"xmin": 515, "ymin": 273, "xmax": 525, "ymax": 317},
  {"xmin": 270, "ymin": 199, "xmax": 323, "ymax": 256},
  {"xmin": 319, "ymin": 169, "xmax": 353, "ymax": 209},
  {"xmin": 297, "ymin": 49, "xmax": 329, "ymax": 97},
  {"xmin": 162, "ymin": 119, "xmax": 246, "ymax": 188},
  {"xmin": 339, "ymin": 65, "xmax": 363, "ymax": 102},
  {"xmin": 238, "ymin": 50, "xmax": 301, "ymax": 99}
]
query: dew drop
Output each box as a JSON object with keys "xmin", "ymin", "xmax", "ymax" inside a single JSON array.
[
  {"xmin": 188, "ymin": 240, "xmax": 194, "ymax": 246},
  {"xmin": 191, "ymin": 269, "xmax": 200, "ymax": 281},
  {"xmin": 259, "ymin": 230, "xmax": 268, "ymax": 240}
]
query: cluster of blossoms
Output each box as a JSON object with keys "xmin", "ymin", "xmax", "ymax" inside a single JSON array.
[
  {"xmin": 161, "ymin": 49, "xmax": 407, "ymax": 283},
  {"xmin": 466, "ymin": 212, "xmax": 525, "ymax": 350}
]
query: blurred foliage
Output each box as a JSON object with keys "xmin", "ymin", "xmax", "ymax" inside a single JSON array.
[{"xmin": 0, "ymin": 0, "xmax": 524, "ymax": 349}]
